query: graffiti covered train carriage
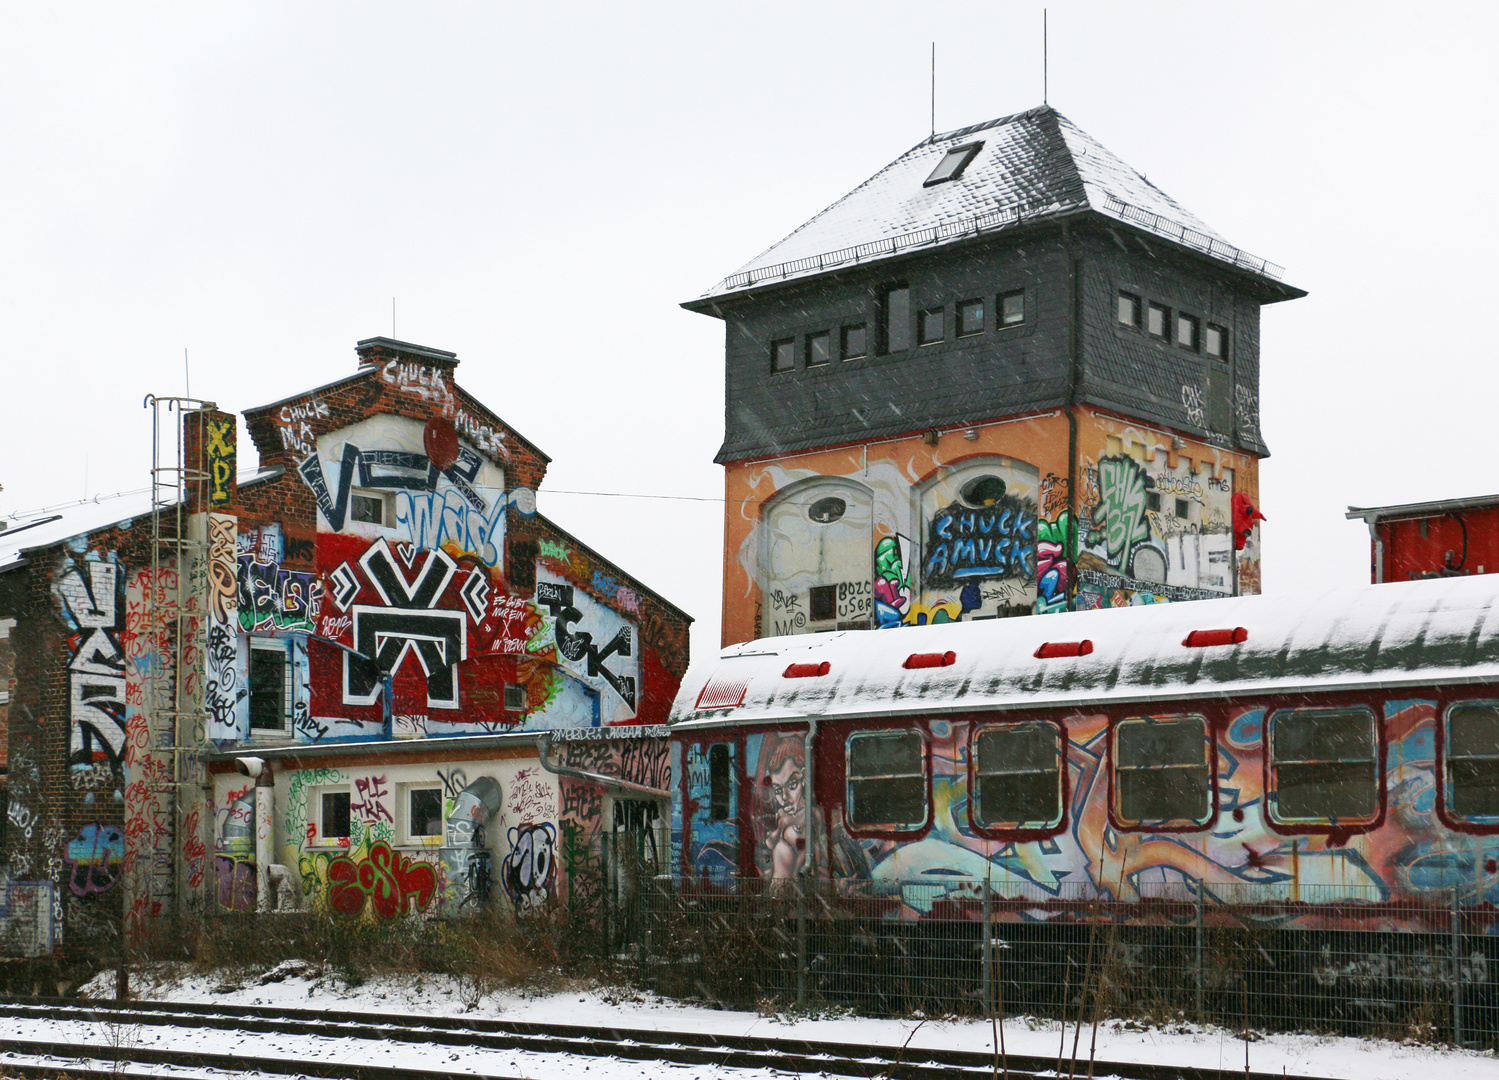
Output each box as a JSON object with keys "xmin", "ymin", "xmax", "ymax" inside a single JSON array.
[{"xmin": 668, "ymin": 574, "xmax": 1499, "ymax": 931}]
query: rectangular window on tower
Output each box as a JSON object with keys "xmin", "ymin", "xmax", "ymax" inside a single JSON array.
[
  {"xmin": 957, "ymin": 298, "xmax": 985, "ymax": 337},
  {"xmin": 806, "ymin": 331, "xmax": 831, "ymax": 366},
  {"xmin": 770, "ymin": 338, "xmax": 796, "ymax": 373},
  {"xmin": 1177, "ymin": 313, "xmax": 1200, "ymax": 351},
  {"xmin": 1147, "ymin": 303, "xmax": 1170, "ymax": 339},
  {"xmin": 918, "ymin": 306, "xmax": 945, "ymax": 345},
  {"xmin": 999, "ymin": 289, "xmax": 1025, "ymax": 327},
  {"xmin": 881, "ymin": 285, "xmax": 911, "ymax": 353},
  {"xmin": 809, "ymin": 584, "xmax": 836, "ymax": 622},
  {"xmin": 1118, "ymin": 291, "xmax": 1142, "ymax": 328},
  {"xmin": 1205, "ymin": 323, "xmax": 1228, "ymax": 359},
  {"xmin": 841, "ymin": 324, "xmax": 867, "ymax": 360}
]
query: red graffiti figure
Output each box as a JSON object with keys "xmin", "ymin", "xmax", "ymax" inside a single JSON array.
[{"xmin": 327, "ymin": 840, "xmax": 438, "ymax": 920}]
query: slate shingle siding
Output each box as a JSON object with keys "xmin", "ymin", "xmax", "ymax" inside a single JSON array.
[
  {"xmin": 717, "ymin": 236, "xmax": 1072, "ymax": 462},
  {"xmin": 1080, "ymin": 233, "xmax": 1267, "ymax": 454},
  {"xmin": 716, "ymin": 225, "xmax": 1268, "ymax": 463}
]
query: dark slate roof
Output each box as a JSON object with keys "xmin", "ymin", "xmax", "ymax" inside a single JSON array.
[{"xmin": 692, "ymin": 106, "xmax": 1287, "ymax": 303}]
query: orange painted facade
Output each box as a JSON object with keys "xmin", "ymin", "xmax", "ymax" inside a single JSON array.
[{"xmin": 720, "ymin": 405, "xmax": 1261, "ymax": 647}]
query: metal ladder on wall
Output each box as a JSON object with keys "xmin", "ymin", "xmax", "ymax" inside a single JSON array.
[{"xmin": 137, "ymin": 394, "xmax": 215, "ymax": 932}]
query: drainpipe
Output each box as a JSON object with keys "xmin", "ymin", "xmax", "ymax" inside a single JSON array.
[
  {"xmin": 535, "ymin": 733, "xmax": 671, "ymax": 800},
  {"xmin": 1368, "ymin": 520, "xmax": 1385, "ymax": 584},
  {"xmin": 235, "ymin": 757, "xmax": 275, "ymax": 913},
  {"xmin": 1063, "ymin": 223, "xmax": 1082, "ymax": 612},
  {"xmin": 802, "ymin": 719, "xmax": 818, "ymax": 879}
]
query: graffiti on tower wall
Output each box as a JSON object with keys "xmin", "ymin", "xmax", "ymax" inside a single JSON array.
[{"xmin": 724, "ymin": 410, "xmax": 1256, "ymax": 642}]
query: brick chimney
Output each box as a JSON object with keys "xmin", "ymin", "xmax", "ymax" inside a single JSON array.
[{"xmin": 355, "ymin": 337, "xmax": 459, "ymax": 373}]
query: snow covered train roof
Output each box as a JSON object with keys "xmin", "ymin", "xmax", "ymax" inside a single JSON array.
[{"xmin": 670, "ymin": 576, "xmax": 1499, "ymax": 729}]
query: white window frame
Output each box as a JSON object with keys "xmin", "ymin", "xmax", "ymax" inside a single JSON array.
[
  {"xmin": 400, "ymin": 782, "xmax": 446, "ymax": 846},
  {"xmin": 311, "ymin": 784, "xmax": 354, "ymax": 847}
]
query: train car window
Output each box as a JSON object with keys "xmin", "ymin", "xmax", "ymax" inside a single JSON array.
[
  {"xmin": 972, "ymin": 723, "xmax": 1063, "ymax": 828},
  {"xmin": 1447, "ymin": 703, "xmax": 1499, "ymax": 818},
  {"xmin": 709, "ymin": 743, "xmax": 733, "ymax": 822},
  {"xmin": 1113, "ymin": 715, "xmax": 1211, "ymax": 826},
  {"xmin": 1269, "ymin": 708, "xmax": 1378, "ymax": 823},
  {"xmin": 846, "ymin": 730, "xmax": 926, "ymax": 829}
]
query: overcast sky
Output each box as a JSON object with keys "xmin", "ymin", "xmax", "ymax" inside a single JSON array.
[{"xmin": 2, "ymin": 2, "xmax": 1496, "ymax": 666}]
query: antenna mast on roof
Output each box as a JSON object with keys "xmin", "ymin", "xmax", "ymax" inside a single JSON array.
[
  {"xmin": 1043, "ymin": 10, "xmax": 1049, "ymax": 105},
  {"xmin": 930, "ymin": 43, "xmax": 935, "ymax": 137}
]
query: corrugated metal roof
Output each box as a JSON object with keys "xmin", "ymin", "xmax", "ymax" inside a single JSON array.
[
  {"xmin": 695, "ymin": 106, "xmax": 1286, "ymax": 302},
  {"xmin": 670, "ymin": 575, "xmax": 1499, "ymax": 727}
]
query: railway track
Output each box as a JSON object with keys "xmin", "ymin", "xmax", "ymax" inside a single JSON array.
[{"xmin": 0, "ymin": 996, "xmax": 1344, "ymax": 1080}]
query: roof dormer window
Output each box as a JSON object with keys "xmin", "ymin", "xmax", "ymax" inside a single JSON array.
[{"xmin": 924, "ymin": 141, "xmax": 983, "ymax": 187}]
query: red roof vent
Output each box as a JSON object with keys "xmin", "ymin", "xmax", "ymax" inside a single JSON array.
[
  {"xmin": 695, "ymin": 674, "xmax": 749, "ymax": 710},
  {"xmin": 1034, "ymin": 640, "xmax": 1094, "ymax": 659},
  {"xmin": 783, "ymin": 661, "xmax": 831, "ymax": 679},
  {"xmin": 903, "ymin": 650, "xmax": 956, "ymax": 670},
  {"xmin": 1183, "ymin": 627, "xmax": 1249, "ymax": 648}
]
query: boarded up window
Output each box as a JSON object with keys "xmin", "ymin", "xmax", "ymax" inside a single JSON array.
[
  {"xmin": 1270, "ymin": 708, "xmax": 1378, "ymax": 822},
  {"xmin": 846, "ymin": 730, "xmax": 925, "ymax": 829},
  {"xmin": 973, "ymin": 723, "xmax": 1063, "ymax": 828},
  {"xmin": 1114, "ymin": 715, "xmax": 1211, "ymax": 825},
  {"xmin": 1448, "ymin": 703, "xmax": 1499, "ymax": 818}
]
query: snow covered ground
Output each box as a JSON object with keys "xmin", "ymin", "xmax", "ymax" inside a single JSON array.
[{"xmin": 0, "ymin": 965, "xmax": 1484, "ymax": 1079}]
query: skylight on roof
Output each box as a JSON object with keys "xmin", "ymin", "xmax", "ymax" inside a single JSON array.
[{"xmin": 924, "ymin": 141, "xmax": 983, "ymax": 187}]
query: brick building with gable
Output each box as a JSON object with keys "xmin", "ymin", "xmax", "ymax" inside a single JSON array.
[{"xmin": 0, "ymin": 336, "xmax": 689, "ymax": 967}]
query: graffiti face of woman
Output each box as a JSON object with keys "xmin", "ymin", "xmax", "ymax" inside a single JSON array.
[
  {"xmin": 770, "ymin": 756, "xmax": 804, "ymax": 822},
  {"xmin": 766, "ymin": 746, "xmax": 806, "ymax": 879}
]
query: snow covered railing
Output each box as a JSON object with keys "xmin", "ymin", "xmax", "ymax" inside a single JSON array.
[
  {"xmin": 706, "ymin": 200, "xmax": 1073, "ymax": 296},
  {"xmin": 1101, "ymin": 194, "xmax": 1285, "ymax": 280}
]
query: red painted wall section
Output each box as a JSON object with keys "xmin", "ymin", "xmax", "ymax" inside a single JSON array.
[{"xmin": 1375, "ymin": 506, "xmax": 1499, "ymax": 582}]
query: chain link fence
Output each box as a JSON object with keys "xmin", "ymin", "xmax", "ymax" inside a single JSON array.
[{"xmin": 615, "ymin": 876, "xmax": 1496, "ymax": 1048}]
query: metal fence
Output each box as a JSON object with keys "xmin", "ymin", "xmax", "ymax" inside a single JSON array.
[{"xmin": 620, "ymin": 876, "xmax": 1496, "ymax": 1049}]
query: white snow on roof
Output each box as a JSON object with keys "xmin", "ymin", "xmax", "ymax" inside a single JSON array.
[
  {"xmin": 700, "ymin": 106, "xmax": 1276, "ymax": 299},
  {"xmin": 671, "ymin": 575, "xmax": 1499, "ymax": 727},
  {"xmin": 0, "ymin": 490, "xmax": 157, "ymax": 570},
  {"xmin": 0, "ymin": 467, "xmax": 280, "ymax": 570}
]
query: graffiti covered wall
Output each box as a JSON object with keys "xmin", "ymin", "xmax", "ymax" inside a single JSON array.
[{"xmin": 722, "ymin": 406, "xmax": 1260, "ymax": 645}]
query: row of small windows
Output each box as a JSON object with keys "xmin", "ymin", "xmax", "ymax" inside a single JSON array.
[
  {"xmin": 837, "ymin": 703, "xmax": 1499, "ymax": 833},
  {"xmin": 769, "ymin": 286, "xmax": 1024, "ymax": 373},
  {"xmin": 1117, "ymin": 290, "xmax": 1228, "ymax": 360}
]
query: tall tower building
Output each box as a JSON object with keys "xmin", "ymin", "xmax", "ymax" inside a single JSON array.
[{"xmin": 684, "ymin": 106, "xmax": 1303, "ymax": 646}]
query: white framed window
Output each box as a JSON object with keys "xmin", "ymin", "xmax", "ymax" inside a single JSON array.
[
  {"xmin": 400, "ymin": 783, "xmax": 445, "ymax": 844},
  {"xmin": 312, "ymin": 785, "xmax": 352, "ymax": 846},
  {"xmin": 349, "ymin": 489, "xmax": 393, "ymax": 527}
]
